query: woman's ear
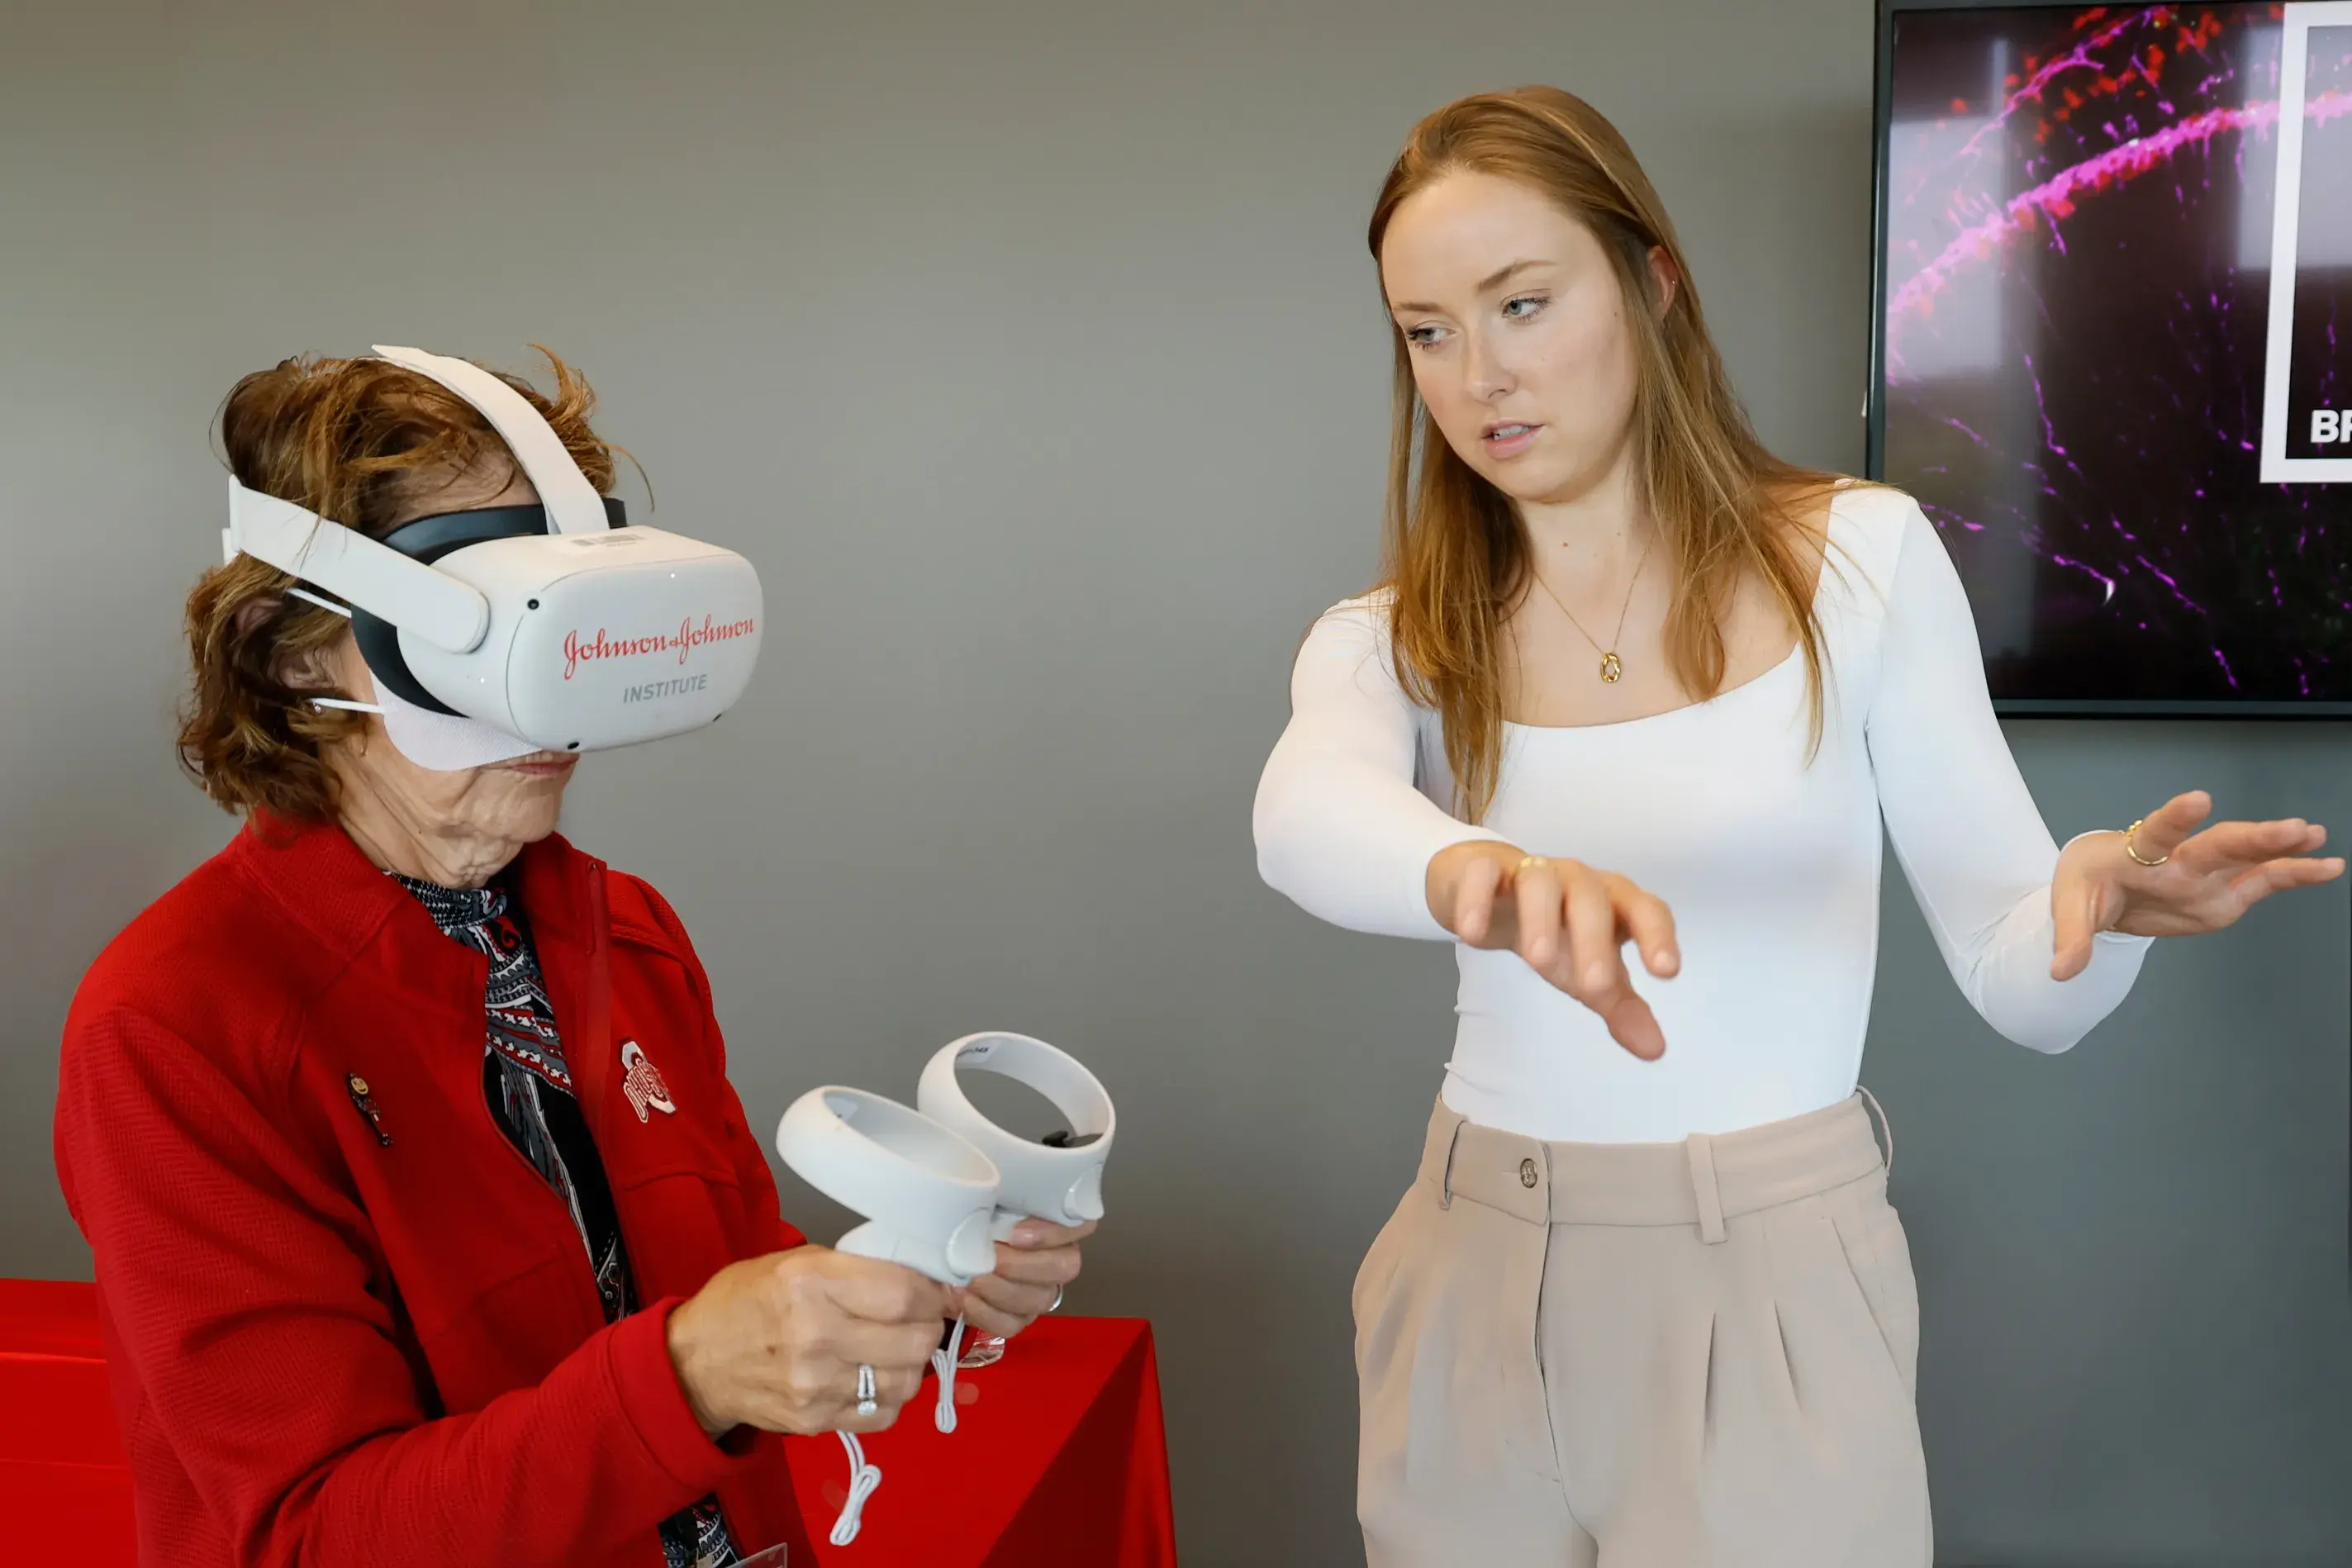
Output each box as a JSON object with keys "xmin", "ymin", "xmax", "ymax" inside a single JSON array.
[
  {"xmin": 1646, "ymin": 245, "xmax": 1680, "ymax": 318},
  {"xmin": 230, "ymin": 596, "xmax": 281, "ymax": 641},
  {"xmin": 274, "ymin": 621, "xmax": 362, "ymax": 696}
]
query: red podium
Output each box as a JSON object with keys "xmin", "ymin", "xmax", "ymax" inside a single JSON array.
[{"xmin": 0, "ymin": 1279, "xmax": 1176, "ymax": 1566}]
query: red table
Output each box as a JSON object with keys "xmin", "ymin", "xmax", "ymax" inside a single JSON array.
[
  {"xmin": 786, "ymin": 1317, "xmax": 1176, "ymax": 1566},
  {"xmin": 0, "ymin": 1280, "xmax": 1176, "ymax": 1567}
]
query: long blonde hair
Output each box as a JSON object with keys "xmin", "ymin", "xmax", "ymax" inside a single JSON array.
[{"xmin": 1369, "ymin": 87, "xmax": 1840, "ymax": 821}]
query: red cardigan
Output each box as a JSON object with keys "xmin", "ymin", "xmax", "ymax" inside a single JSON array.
[{"xmin": 53, "ymin": 816, "xmax": 817, "ymax": 1566}]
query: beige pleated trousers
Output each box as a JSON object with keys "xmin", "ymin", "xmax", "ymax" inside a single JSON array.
[{"xmin": 1354, "ymin": 1094, "xmax": 1931, "ymax": 1567}]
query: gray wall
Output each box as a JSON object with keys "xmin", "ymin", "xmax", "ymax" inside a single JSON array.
[{"xmin": 2, "ymin": 3, "xmax": 2345, "ymax": 1564}]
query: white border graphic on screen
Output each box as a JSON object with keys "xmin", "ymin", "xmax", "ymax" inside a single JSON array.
[{"xmin": 2260, "ymin": 3, "xmax": 2352, "ymax": 483}]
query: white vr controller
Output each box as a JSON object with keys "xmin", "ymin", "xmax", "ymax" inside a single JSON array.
[
  {"xmin": 774, "ymin": 1086, "xmax": 1002, "ymax": 1285},
  {"xmin": 919, "ymin": 1031, "xmax": 1113, "ymax": 1236},
  {"xmin": 777, "ymin": 1032, "xmax": 1114, "ymax": 1547},
  {"xmin": 773, "ymin": 1032, "xmax": 1115, "ymax": 1287}
]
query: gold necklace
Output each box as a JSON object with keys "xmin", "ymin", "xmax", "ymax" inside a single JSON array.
[{"xmin": 1530, "ymin": 538, "xmax": 1654, "ymax": 684}]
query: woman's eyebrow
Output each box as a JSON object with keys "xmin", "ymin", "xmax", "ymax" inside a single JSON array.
[{"xmin": 1390, "ymin": 259, "xmax": 1549, "ymax": 316}]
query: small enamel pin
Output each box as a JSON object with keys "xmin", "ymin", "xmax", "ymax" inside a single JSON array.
[
  {"xmin": 620, "ymin": 1040, "xmax": 677, "ymax": 1123},
  {"xmin": 345, "ymin": 1073, "xmax": 392, "ymax": 1147}
]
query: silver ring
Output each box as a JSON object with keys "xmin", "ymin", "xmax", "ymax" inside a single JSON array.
[
  {"xmin": 854, "ymin": 1362, "xmax": 877, "ymax": 1418},
  {"xmin": 1048, "ymin": 1284, "xmax": 1066, "ymax": 1314}
]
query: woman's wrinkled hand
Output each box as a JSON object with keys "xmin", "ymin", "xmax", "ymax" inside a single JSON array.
[
  {"xmin": 665, "ymin": 1246, "xmax": 953, "ymax": 1438},
  {"xmin": 951, "ymin": 1219, "xmax": 1095, "ymax": 1338}
]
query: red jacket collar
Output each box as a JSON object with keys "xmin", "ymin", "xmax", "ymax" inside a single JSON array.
[
  {"xmin": 227, "ymin": 813, "xmax": 601, "ymax": 966},
  {"xmin": 227, "ymin": 812, "xmax": 620, "ymax": 1112},
  {"xmin": 222, "ymin": 808, "xmax": 615, "ymax": 1114}
]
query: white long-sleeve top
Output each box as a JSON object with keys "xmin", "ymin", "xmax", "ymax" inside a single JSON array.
[{"xmin": 1253, "ymin": 484, "xmax": 2150, "ymax": 1143}]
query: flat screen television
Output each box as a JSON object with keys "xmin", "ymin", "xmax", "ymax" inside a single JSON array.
[{"xmin": 1868, "ymin": 1, "xmax": 2352, "ymax": 715}]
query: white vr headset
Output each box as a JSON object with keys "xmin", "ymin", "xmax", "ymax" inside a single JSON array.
[
  {"xmin": 774, "ymin": 1032, "xmax": 1116, "ymax": 1289},
  {"xmin": 221, "ymin": 344, "xmax": 763, "ymax": 770}
]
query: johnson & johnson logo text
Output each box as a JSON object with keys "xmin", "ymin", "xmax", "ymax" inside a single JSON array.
[{"xmin": 562, "ymin": 614, "xmax": 758, "ymax": 681}]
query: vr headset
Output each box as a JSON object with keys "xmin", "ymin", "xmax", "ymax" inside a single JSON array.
[{"xmin": 222, "ymin": 344, "xmax": 763, "ymax": 770}]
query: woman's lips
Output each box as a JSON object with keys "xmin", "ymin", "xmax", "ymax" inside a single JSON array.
[
  {"xmin": 499, "ymin": 755, "xmax": 577, "ymax": 779},
  {"xmin": 1483, "ymin": 421, "xmax": 1542, "ymax": 459}
]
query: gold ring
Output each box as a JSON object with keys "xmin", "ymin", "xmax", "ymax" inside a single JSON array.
[
  {"xmin": 1515, "ymin": 854, "xmax": 1552, "ymax": 877},
  {"xmin": 2122, "ymin": 819, "xmax": 2169, "ymax": 867}
]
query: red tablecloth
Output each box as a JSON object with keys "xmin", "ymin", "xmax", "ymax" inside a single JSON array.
[
  {"xmin": 786, "ymin": 1316, "xmax": 1176, "ymax": 1566},
  {"xmin": 0, "ymin": 1279, "xmax": 1176, "ymax": 1567}
]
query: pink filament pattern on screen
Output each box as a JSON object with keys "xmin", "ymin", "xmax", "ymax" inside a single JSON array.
[{"xmin": 1889, "ymin": 89, "xmax": 2352, "ymax": 350}]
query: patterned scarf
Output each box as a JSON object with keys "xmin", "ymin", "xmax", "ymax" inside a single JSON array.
[{"xmin": 395, "ymin": 875, "xmax": 740, "ymax": 1568}]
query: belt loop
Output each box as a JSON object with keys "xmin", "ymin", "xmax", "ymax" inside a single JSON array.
[
  {"xmin": 1857, "ymin": 1086, "xmax": 1894, "ymax": 1180},
  {"xmin": 1437, "ymin": 1116, "xmax": 1468, "ymax": 1212},
  {"xmin": 1686, "ymin": 1133, "xmax": 1727, "ymax": 1245}
]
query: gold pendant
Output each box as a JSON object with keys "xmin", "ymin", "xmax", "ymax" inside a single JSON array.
[{"xmin": 1599, "ymin": 651, "xmax": 1623, "ymax": 683}]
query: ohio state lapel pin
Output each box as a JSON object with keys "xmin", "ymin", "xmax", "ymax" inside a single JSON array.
[
  {"xmin": 620, "ymin": 1040, "xmax": 677, "ymax": 1123},
  {"xmin": 345, "ymin": 1073, "xmax": 392, "ymax": 1147}
]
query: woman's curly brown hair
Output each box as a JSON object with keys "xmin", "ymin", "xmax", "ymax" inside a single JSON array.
[{"xmin": 181, "ymin": 347, "xmax": 622, "ymax": 820}]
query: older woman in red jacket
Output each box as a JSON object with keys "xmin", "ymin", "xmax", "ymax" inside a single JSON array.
[{"xmin": 53, "ymin": 349, "xmax": 1090, "ymax": 1568}]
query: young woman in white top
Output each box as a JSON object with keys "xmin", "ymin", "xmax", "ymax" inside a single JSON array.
[{"xmin": 1252, "ymin": 87, "xmax": 2341, "ymax": 1568}]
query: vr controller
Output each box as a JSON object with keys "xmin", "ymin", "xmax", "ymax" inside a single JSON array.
[
  {"xmin": 774, "ymin": 1032, "xmax": 1115, "ymax": 1287},
  {"xmin": 773, "ymin": 1086, "xmax": 1001, "ymax": 1287},
  {"xmin": 776, "ymin": 1033, "xmax": 1115, "ymax": 1547},
  {"xmin": 918, "ymin": 1031, "xmax": 1113, "ymax": 1235}
]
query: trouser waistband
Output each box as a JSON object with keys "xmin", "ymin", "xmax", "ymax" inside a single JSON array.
[{"xmin": 1417, "ymin": 1092, "xmax": 1891, "ymax": 1243}]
